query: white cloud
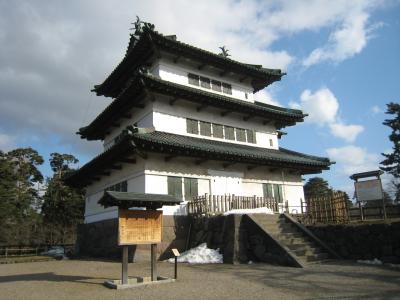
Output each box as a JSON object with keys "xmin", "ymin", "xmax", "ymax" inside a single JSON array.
[
  {"xmin": 371, "ymin": 105, "xmax": 383, "ymax": 114},
  {"xmin": 299, "ymin": 88, "xmax": 339, "ymax": 125},
  {"xmin": 326, "ymin": 145, "xmax": 380, "ymax": 175},
  {"xmin": 302, "ymin": 2, "xmax": 382, "ymax": 66},
  {"xmin": 329, "ymin": 123, "xmax": 364, "ymax": 143},
  {"xmin": 292, "ymin": 87, "xmax": 364, "ymax": 142},
  {"xmin": 254, "ymin": 89, "xmax": 281, "ymax": 107},
  {"xmin": 0, "ymin": 133, "xmax": 15, "ymax": 152}
]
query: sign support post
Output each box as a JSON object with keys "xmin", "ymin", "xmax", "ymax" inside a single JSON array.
[
  {"xmin": 151, "ymin": 243, "xmax": 157, "ymax": 281},
  {"xmin": 122, "ymin": 246, "xmax": 128, "ymax": 285}
]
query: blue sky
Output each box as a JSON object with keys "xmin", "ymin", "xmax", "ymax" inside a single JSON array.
[{"xmin": 0, "ymin": 0, "xmax": 399, "ymax": 196}]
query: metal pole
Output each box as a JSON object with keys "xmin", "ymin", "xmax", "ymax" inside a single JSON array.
[
  {"xmin": 151, "ymin": 244, "xmax": 157, "ymax": 281},
  {"xmin": 122, "ymin": 246, "xmax": 128, "ymax": 285}
]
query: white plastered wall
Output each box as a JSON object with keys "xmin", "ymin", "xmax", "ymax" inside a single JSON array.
[
  {"xmin": 151, "ymin": 59, "xmax": 254, "ymax": 102},
  {"xmin": 152, "ymin": 100, "xmax": 279, "ymax": 150},
  {"xmin": 84, "ymin": 153, "xmax": 305, "ymax": 222}
]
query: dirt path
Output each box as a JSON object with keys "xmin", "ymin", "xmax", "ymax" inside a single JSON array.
[{"xmin": 0, "ymin": 259, "xmax": 399, "ymax": 299}]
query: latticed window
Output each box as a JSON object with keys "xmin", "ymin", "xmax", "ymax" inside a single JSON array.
[
  {"xmin": 225, "ymin": 126, "xmax": 235, "ymax": 140},
  {"xmin": 236, "ymin": 128, "xmax": 246, "ymax": 142},
  {"xmin": 211, "ymin": 80, "xmax": 222, "ymax": 92},
  {"xmin": 200, "ymin": 76, "xmax": 211, "ymax": 89},
  {"xmin": 184, "ymin": 178, "xmax": 198, "ymax": 200},
  {"xmin": 273, "ymin": 184, "xmax": 283, "ymax": 203},
  {"xmin": 263, "ymin": 183, "xmax": 273, "ymax": 198},
  {"xmin": 222, "ymin": 83, "xmax": 232, "ymax": 95},
  {"xmin": 106, "ymin": 180, "xmax": 127, "ymax": 192},
  {"xmin": 212, "ymin": 123, "xmax": 223, "ymax": 138},
  {"xmin": 188, "ymin": 73, "xmax": 199, "ymax": 86},
  {"xmin": 168, "ymin": 176, "xmax": 182, "ymax": 198},
  {"xmin": 186, "ymin": 118, "xmax": 199, "ymax": 134},
  {"xmin": 246, "ymin": 129, "xmax": 256, "ymax": 144},
  {"xmin": 200, "ymin": 121, "xmax": 212, "ymax": 136}
]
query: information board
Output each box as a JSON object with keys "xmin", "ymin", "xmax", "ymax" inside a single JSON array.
[
  {"xmin": 354, "ymin": 179, "xmax": 383, "ymax": 201},
  {"xmin": 118, "ymin": 209, "xmax": 162, "ymax": 245}
]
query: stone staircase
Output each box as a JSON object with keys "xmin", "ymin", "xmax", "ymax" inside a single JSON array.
[{"xmin": 247, "ymin": 213, "xmax": 335, "ymax": 267}]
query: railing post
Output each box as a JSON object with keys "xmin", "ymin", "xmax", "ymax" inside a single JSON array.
[{"xmin": 300, "ymin": 198, "xmax": 304, "ymax": 214}]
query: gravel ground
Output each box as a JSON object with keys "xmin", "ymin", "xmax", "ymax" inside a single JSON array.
[{"xmin": 0, "ymin": 259, "xmax": 399, "ymax": 300}]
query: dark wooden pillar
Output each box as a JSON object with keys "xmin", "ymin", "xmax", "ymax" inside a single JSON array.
[
  {"xmin": 151, "ymin": 243, "xmax": 157, "ymax": 281},
  {"xmin": 122, "ymin": 246, "xmax": 128, "ymax": 284}
]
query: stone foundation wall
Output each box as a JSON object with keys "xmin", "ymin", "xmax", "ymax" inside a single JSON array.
[
  {"xmin": 76, "ymin": 215, "xmax": 191, "ymax": 261},
  {"xmin": 188, "ymin": 215, "xmax": 297, "ymax": 266},
  {"xmin": 307, "ymin": 222, "xmax": 400, "ymax": 263}
]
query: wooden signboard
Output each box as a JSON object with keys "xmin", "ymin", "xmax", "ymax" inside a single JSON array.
[{"xmin": 118, "ymin": 209, "xmax": 162, "ymax": 245}]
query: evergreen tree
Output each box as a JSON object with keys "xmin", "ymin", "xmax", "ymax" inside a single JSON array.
[
  {"xmin": 41, "ymin": 153, "xmax": 84, "ymax": 244},
  {"xmin": 380, "ymin": 102, "xmax": 400, "ymax": 203},
  {"xmin": 0, "ymin": 148, "xmax": 44, "ymax": 244},
  {"xmin": 304, "ymin": 177, "xmax": 332, "ymax": 199}
]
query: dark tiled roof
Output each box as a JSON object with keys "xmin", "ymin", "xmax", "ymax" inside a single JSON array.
[
  {"xmin": 65, "ymin": 131, "xmax": 332, "ymax": 188},
  {"xmin": 98, "ymin": 191, "xmax": 182, "ymax": 209},
  {"xmin": 79, "ymin": 73, "xmax": 305, "ymax": 140},
  {"xmin": 349, "ymin": 170, "xmax": 383, "ymax": 180},
  {"xmin": 94, "ymin": 28, "xmax": 284, "ymax": 97},
  {"xmin": 134, "ymin": 131, "xmax": 331, "ymax": 169}
]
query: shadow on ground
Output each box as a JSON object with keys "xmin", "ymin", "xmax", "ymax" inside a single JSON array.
[
  {"xmin": 0, "ymin": 272, "xmax": 106, "ymax": 286},
  {"xmin": 186, "ymin": 260, "xmax": 400, "ymax": 299}
]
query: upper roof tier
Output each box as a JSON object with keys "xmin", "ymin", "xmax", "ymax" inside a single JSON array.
[
  {"xmin": 93, "ymin": 25, "xmax": 285, "ymax": 98},
  {"xmin": 79, "ymin": 72, "xmax": 306, "ymax": 141}
]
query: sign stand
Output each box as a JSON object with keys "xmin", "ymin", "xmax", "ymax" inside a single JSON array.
[
  {"xmin": 98, "ymin": 191, "xmax": 182, "ymax": 290},
  {"xmin": 350, "ymin": 170, "xmax": 386, "ymax": 221},
  {"xmin": 103, "ymin": 209, "xmax": 175, "ymax": 289}
]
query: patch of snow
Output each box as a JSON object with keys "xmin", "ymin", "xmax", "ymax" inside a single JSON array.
[
  {"xmin": 167, "ymin": 243, "xmax": 223, "ymax": 264},
  {"xmin": 357, "ymin": 258, "xmax": 383, "ymax": 265},
  {"xmin": 223, "ymin": 207, "xmax": 274, "ymax": 215}
]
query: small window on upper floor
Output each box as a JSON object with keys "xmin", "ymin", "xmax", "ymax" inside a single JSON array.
[
  {"xmin": 236, "ymin": 128, "xmax": 246, "ymax": 142},
  {"xmin": 225, "ymin": 126, "xmax": 235, "ymax": 140},
  {"xmin": 222, "ymin": 83, "xmax": 232, "ymax": 95},
  {"xmin": 269, "ymin": 139, "xmax": 273, "ymax": 147},
  {"xmin": 188, "ymin": 73, "xmax": 200, "ymax": 86},
  {"xmin": 200, "ymin": 121, "xmax": 212, "ymax": 136},
  {"xmin": 187, "ymin": 118, "xmax": 199, "ymax": 134},
  {"xmin": 246, "ymin": 129, "xmax": 256, "ymax": 144},
  {"xmin": 211, "ymin": 80, "xmax": 222, "ymax": 92},
  {"xmin": 200, "ymin": 76, "xmax": 211, "ymax": 89},
  {"xmin": 212, "ymin": 123, "xmax": 224, "ymax": 138}
]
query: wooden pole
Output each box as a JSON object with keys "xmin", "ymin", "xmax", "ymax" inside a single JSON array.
[
  {"xmin": 359, "ymin": 201, "xmax": 364, "ymax": 221},
  {"xmin": 379, "ymin": 174, "xmax": 387, "ymax": 220},
  {"xmin": 174, "ymin": 256, "xmax": 178, "ymax": 279},
  {"xmin": 151, "ymin": 243, "xmax": 157, "ymax": 281},
  {"xmin": 122, "ymin": 246, "xmax": 128, "ymax": 285}
]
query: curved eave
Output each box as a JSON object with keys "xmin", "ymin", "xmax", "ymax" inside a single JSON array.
[
  {"xmin": 94, "ymin": 29, "xmax": 284, "ymax": 98},
  {"xmin": 63, "ymin": 137, "xmax": 136, "ymax": 188},
  {"xmin": 99, "ymin": 191, "xmax": 182, "ymax": 209},
  {"xmin": 66, "ymin": 131, "xmax": 332, "ymax": 189},
  {"xmin": 133, "ymin": 132, "xmax": 332, "ymax": 173},
  {"xmin": 79, "ymin": 74, "xmax": 305, "ymax": 141}
]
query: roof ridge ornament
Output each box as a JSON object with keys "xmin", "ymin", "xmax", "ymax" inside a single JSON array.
[
  {"xmin": 219, "ymin": 46, "xmax": 231, "ymax": 58},
  {"xmin": 130, "ymin": 16, "xmax": 155, "ymax": 37}
]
